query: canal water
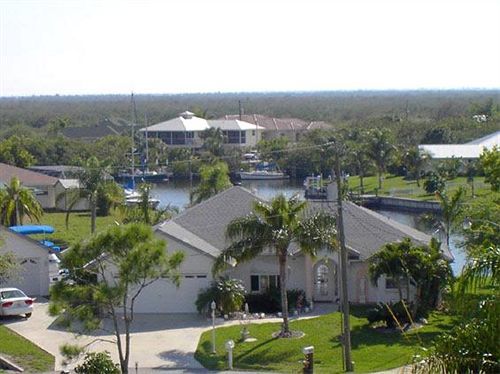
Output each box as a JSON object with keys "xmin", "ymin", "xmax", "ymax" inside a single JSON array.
[{"xmin": 151, "ymin": 179, "xmax": 465, "ymax": 274}]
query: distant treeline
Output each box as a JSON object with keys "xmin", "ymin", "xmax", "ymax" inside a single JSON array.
[{"xmin": 1, "ymin": 90, "xmax": 499, "ymax": 131}]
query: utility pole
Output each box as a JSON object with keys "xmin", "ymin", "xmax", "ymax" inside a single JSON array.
[{"xmin": 333, "ymin": 146, "xmax": 353, "ymax": 372}]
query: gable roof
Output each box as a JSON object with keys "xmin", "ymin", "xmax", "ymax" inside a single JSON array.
[
  {"xmin": 156, "ymin": 187, "xmax": 264, "ymax": 257},
  {"xmin": 306, "ymin": 200, "xmax": 452, "ymax": 261},
  {"xmin": 156, "ymin": 185, "xmax": 448, "ymax": 261},
  {"xmin": 221, "ymin": 114, "xmax": 331, "ymax": 132},
  {"xmin": 0, "ymin": 163, "xmax": 59, "ymax": 187},
  {"xmin": 0, "ymin": 225, "xmax": 49, "ymax": 256}
]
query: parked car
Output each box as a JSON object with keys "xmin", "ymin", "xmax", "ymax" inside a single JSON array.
[{"xmin": 0, "ymin": 288, "xmax": 34, "ymax": 318}]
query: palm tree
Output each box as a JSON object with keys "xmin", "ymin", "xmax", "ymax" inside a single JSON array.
[
  {"xmin": 435, "ymin": 187, "xmax": 465, "ymax": 248},
  {"xmin": 213, "ymin": 194, "xmax": 336, "ymax": 336},
  {"xmin": 200, "ymin": 127, "xmax": 225, "ymax": 157},
  {"xmin": 369, "ymin": 239, "xmax": 411, "ymax": 301},
  {"xmin": 190, "ymin": 161, "xmax": 232, "ymax": 205},
  {"xmin": 365, "ymin": 128, "xmax": 395, "ymax": 189},
  {"xmin": 403, "ymin": 147, "xmax": 431, "ymax": 187},
  {"xmin": 0, "ymin": 177, "xmax": 43, "ymax": 226},
  {"xmin": 347, "ymin": 142, "xmax": 373, "ymax": 194},
  {"xmin": 60, "ymin": 157, "xmax": 120, "ymax": 233}
]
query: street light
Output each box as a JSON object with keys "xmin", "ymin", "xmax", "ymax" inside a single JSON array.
[{"xmin": 211, "ymin": 300, "xmax": 216, "ymax": 354}]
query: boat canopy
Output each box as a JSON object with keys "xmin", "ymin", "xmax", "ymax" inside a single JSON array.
[{"xmin": 9, "ymin": 225, "xmax": 55, "ymax": 235}]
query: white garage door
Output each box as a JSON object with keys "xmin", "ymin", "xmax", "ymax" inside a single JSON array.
[
  {"xmin": 133, "ymin": 274, "xmax": 210, "ymax": 313},
  {"xmin": 15, "ymin": 257, "xmax": 41, "ymax": 296}
]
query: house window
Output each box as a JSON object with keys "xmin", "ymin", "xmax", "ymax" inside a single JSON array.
[
  {"xmin": 252, "ymin": 130, "xmax": 255, "ymax": 136},
  {"xmin": 250, "ymin": 275, "xmax": 280, "ymax": 293},
  {"xmin": 240, "ymin": 131, "xmax": 246, "ymax": 144},
  {"xmin": 385, "ymin": 277, "xmax": 398, "ymax": 289}
]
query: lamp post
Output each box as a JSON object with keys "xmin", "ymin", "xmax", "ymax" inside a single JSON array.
[{"xmin": 211, "ymin": 301, "xmax": 216, "ymax": 354}]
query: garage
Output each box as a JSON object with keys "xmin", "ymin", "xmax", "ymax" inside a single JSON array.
[
  {"xmin": 133, "ymin": 274, "xmax": 210, "ymax": 314},
  {"xmin": 0, "ymin": 227, "xmax": 49, "ymax": 297}
]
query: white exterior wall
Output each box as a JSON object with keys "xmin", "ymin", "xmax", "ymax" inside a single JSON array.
[
  {"xmin": 103, "ymin": 233, "xmax": 216, "ymax": 314},
  {"xmin": 225, "ymin": 254, "xmax": 307, "ymax": 293},
  {"xmin": 33, "ymin": 184, "xmax": 56, "ymax": 209},
  {"xmin": 54, "ymin": 184, "xmax": 89, "ymax": 211},
  {"xmin": 0, "ymin": 228, "xmax": 49, "ymax": 296},
  {"xmin": 346, "ymin": 261, "xmax": 416, "ymax": 304}
]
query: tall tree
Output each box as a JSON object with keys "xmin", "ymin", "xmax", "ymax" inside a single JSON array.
[
  {"xmin": 365, "ymin": 128, "xmax": 395, "ymax": 189},
  {"xmin": 347, "ymin": 142, "xmax": 373, "ymax": 194},
  {"xmin": 480, "ymin": 146, "xmax": 499, "ymax": 192},
  {"xmin": 213, "ymin": 194, "xmax": 336, "ymax": 336},
  {"xmin": 49, "ymin": 224, "xmax": 184, "ymax": 374},
  {"xmin": 200, "ymin": 127, "xmax": 225, "ymax": 158},
  {"xmin": 435, "ymin": 187, "xmax": 465, "ymax": 248},
  {"xmin": 0, "ymin": 177, "xmax": 43, "ymax": 226},
  {"xmin": 60, "ymin": 157, "xmax": 120, "ymax": 233},
  {"xmin": 189, "ymin": 161, "xmax": 232, "ymax": 205},
  {"xmin": 403, "ymin": 147, "xmax": 431, "ymax": 187}
]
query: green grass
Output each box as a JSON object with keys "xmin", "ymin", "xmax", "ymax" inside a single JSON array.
[
  {"xmin": 31, "ymin": 211, "xmax": 122, "ymax": 247},
  {"xmin": 0, "ymin": 325, "xmax": 54, "ymax": 372},
  {"xmin": 195, "ymin": 310, "xmax": 457, "ymax": 373},
  {"xmin": 347, "ymin": 174, "xmax": 489, "ymax": 201}
]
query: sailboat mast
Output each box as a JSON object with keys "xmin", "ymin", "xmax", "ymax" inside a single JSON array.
[
  {"xmin": 144, "ymin": 114, "xmax": 149, "ymax": 173},
  {"xmin": 131, "ymin": 93, "xmax": 138, "ymax": 185}
]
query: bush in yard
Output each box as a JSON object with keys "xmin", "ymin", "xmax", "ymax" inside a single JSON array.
[
  {"xmin": 245, "ymin": 288, "xmax": 308, "ymax": 314},
  {"xmin": 196, "ymin": 277, "xmax": 246, "ymax": 315},
  {"xmin": 74, "ymin": 351, "xmax": 119, "ymax": 374},
  {"xmin": 423, "ymin": 172, "xmax": 445, "ymax": 194},
  {"xmin": 366, "ymin": 301, "xmax": 414, "ymax": 328}
]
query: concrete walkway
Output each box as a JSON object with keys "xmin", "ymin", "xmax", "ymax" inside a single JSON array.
[{"xmin": 3, "ymin": 301, "xmax": 410, "ymax": 373}]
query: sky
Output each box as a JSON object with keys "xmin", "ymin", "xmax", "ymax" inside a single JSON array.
[{"xmin": 1, "ymin": 0, "xmax": 499, "ymax": 97}]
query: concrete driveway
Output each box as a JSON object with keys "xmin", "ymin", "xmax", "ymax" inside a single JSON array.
[{"xmin": 2, "ymin": 300, "xmax": 209, "ymax": 371}]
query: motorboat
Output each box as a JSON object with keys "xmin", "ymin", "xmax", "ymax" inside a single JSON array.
[{"xmin": 239, "ymin": 170, "xmax": 290, "ymax": 180}]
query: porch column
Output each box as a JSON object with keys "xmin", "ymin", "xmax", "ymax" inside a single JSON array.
[{"xmin": 304, "ymin": 255, "xmax": 313, "ymax": 302}]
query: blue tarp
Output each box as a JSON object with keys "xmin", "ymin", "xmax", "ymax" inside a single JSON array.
[
  {"xmin": 9, "ymin": 225, "xmax": 55, "ymax": 235},
  {"xmin": 39, "ymin": 240, "xmax": 61, "ymax": 252}
]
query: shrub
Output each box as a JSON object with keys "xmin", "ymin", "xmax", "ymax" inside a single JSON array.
[
  {"xmin": 196, "ymin": 277, "xmax": 246, "ymax": 315},
  {"xmin": 245, "ymin": 288, "xmax": 308, "ymax": 314},
  {"xmin": 423, "ymin": 172, "xmax": 445, "ymax": 194},
  {"xmin": 366, "ymin": 301, "xmax": 414, "ymax": 328},
  {"xmin": 74, "ymin": 351, "xmax": 119, "ymax": 374}
]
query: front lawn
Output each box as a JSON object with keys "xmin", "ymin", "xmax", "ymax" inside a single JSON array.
[
  {"xmin": 347, "ymin": 174, "xmax": 488, "ymax": 201},
  {"xmin": 0, "ymin": 325, "xmax": 54, "ymax": 372},
  {"xmin": 195, "ymin": 311, "xmax": 456, "ymax": 373},
  {"xmin": 31, "ymin": 211, "xmax": 122, "ymax": 247}
]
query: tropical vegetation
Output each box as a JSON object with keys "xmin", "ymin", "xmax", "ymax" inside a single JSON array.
[
  {"xmin": 0, "ymin": 176, "xmax": 43, "ymax": 226},
  {"xmin": 213, "ymin": 194, "xmax": 336, "ymax": 336},
  {"xmin": 49, "ymin": 224, "xmax": 184, "ymax": 374}
]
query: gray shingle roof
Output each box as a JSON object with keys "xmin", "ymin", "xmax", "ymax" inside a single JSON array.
[
  {"xmin": 156, "ymin": 185, "xmax": 451, "ymax": 261},
  {"xmin": 307, "ymin": 200, "xmax": 452, "ymax": 261},
  {"xmin": 156, "ymin": 187, "xmax": 264, "ymax": 257}
]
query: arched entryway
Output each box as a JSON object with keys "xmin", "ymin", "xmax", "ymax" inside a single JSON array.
[{"xmin": 313, "ymin": 260, "xmax": 338, "ymax": 302}]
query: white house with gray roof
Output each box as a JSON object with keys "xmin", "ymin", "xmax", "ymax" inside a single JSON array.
[{"xmin": 126, "ymin": 186, "xmax": 450, "ymax": 314}]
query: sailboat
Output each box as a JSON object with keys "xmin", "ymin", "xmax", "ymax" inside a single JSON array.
[{"xmin": 114, "ymin": 94, "xmax": 169, "ymax": 184}]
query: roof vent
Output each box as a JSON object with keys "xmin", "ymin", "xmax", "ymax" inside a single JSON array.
[{"xmin": 179, "ymin": 111, "xmax": 194, "ymax": 119}]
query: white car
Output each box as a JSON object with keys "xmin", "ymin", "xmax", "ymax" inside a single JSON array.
[{"xmin": 0, "ymin": 288, "xmax": 34, "ymax": 318}]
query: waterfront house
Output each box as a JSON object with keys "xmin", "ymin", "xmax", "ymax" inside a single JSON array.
[
  {"xmin": 0, "ymin": 225, "xmax": 50, "ymax": 296},
  {"xmin": 139, "ymin": 111, "xmax": 264, "ymax": 148},
  {"xmin": 122, "ymin": 185, "xmax": 451, "ymax": 313},
  {"xmin": 0, "ymin": 163, "xmax": 59, "ymax": 210},
  {"xmin": 419, "ymin": 130, "xmax": 499, "ymax": 160},
  {"xmin": 221, "ymin": 114, "xmax": 331, "ymax": 142}
]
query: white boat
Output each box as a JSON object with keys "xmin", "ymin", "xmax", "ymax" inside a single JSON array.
[
  {"xmin": 123, "ymin": 188, "xmax": 160, "ymax": 209},
  {"xmin": 239, "ymin": 170, "xmax": 290, "ymax": 180}
]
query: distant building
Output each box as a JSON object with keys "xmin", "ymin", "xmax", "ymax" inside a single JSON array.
[
  {"xmin": 221, "ymin": 114, "xmax": 331, "ymax": 142},
  {"xmin": 419, "ymin": 130, "xmax": 500, "ymax": 160},
  {"xmin": 139, "ymin": 111, "xmax": 264, "ymax": 148},
  {"xmin": 61, "ymin": 118, "xmax": 126, "ymax": 141}
]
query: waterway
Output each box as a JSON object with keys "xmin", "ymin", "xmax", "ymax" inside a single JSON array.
[{"xmin": 151, "ymin": 179, "xmax": 465, "ymax": 274}]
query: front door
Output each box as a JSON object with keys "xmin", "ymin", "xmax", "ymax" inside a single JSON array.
[{"xmin": 313, "ymin": 261, "xmax": 336, "ymax": 302}]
